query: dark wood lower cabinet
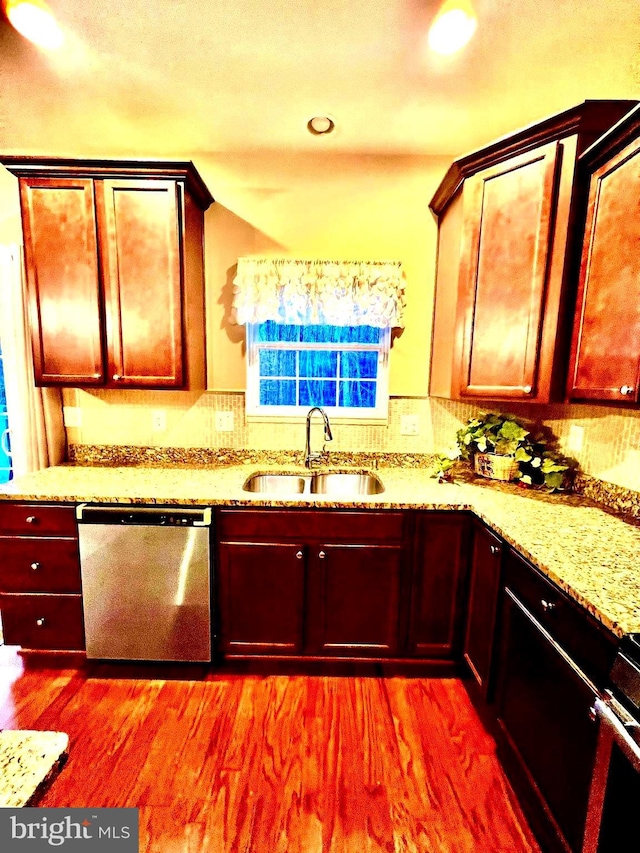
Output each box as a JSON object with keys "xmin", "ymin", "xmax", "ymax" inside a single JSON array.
[
  {"xmin": 216, "ymin": 542, "xmax": 305, "ymax": 655},
  {"xmin": 408, "ymin": 513, "xmax": 469, "ymax": 658},
  {"xmin": 496, "ymin": 585, "xmax": 603, "ymax": 853},
  {"xmin": 463, "ymin": 521, "xmax": 503, "ymax": 697},
  {"xmin": 305, "ymin": 543, "xmax": 404, "ymax": 656}
]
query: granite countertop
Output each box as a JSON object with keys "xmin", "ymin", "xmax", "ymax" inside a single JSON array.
[
  {"xmin": 0, "ymin": 730, "xmax": 69, "ymax": 807},
  {"xmin": 1, "ymin": 462, "xmax": 640, "ymax": 639}
]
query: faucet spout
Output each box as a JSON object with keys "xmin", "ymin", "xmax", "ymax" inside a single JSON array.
[{"xmin": 304, "ymin": 407, "xmax": 333, "ymax": 468}]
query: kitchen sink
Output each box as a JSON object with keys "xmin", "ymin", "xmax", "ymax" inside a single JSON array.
[
  {"xmin": 310, "ymin": 472, "xmax": 385, "ymax": 495},
  {"xmin": 242, "ymin": 471, "xmax": 384, "ymax": 496},
  {"xmin": 242, "ymin": 474, "xmax": 309, "ymax": 494}
]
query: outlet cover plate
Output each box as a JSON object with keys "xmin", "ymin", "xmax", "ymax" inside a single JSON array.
[
  {"xmin": 400, "ymin": 414, "xmax": 420, "ymax": 436},
  {"xmin": 63, "ymin": 406, "xmax": 82, "ymax": 428},
  {"xmin": 152, "ymin": 410, "xmax": 167, "ymax": 432},
  {"xmin": 215, "ymin": 411, "xmax": 234, "ymax": 432},
  {"xmin": 567, "ymin": 425, "xmax": 584, "ymax": 453}
]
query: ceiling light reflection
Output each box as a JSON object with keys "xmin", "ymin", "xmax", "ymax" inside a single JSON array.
[{"xmin": 3, "ymin": 0, "xmax": 64, "ymax": 51}]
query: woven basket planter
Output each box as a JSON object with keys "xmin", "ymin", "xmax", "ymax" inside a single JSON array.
[{"xmin": 473, "ymin": 452, "xmax": 520, "ymax": 482}]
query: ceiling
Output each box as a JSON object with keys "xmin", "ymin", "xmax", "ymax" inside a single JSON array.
[{"xmin": 0, "ymin": 0, "xmax": 638, "ymax": 159}]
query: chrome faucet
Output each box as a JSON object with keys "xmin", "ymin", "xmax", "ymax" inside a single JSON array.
[{"xmin": 304, "ymin": 407, "xmax": 333, "ymax": 468}]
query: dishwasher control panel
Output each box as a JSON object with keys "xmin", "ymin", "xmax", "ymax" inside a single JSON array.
[{"xmin": 76, "ymin": 504, "xmax": 211, "ymax": 527}]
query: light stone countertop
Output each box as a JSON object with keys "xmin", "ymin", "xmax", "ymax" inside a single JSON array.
[
  {"xmin": 0, "ymin": 730, "xmax": 69, "ymax": 807},
  {"xmin": 1, "ymin": 463, "xmax": 639, "ymax": 639}
]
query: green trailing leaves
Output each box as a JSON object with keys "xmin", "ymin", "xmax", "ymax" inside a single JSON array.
[{"xmin": 432, "ymin": 411, "xmax": 576, "ymax": 492}]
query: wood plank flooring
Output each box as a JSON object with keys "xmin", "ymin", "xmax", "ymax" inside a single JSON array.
[{"xmin": 0, "ymin": 647, "xmax": 540, "ymax": 852}]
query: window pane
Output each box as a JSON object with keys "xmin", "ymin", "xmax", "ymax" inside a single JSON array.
[
  {"xmin": 339, "ymin": 381, "xmax": 377, "ymax": 408},
  {"xmin": 299, "ymin": 325, "xmax": 381, "ymax": 344},
  {"xmin": 300, "ymin": 380, "xmax": 337, "ymax": 408},
  {"xmin": 259, "ymin": 349, "xmax": 297, "ymax": 377},
  {"xmin": 260, "ymin": 379, "xmax": 297, "ymax": 406},
  {"xmin": 299, "ymin": 350, "xmax": 338, "ymax": 378},
  {"xmin": 257, "ymin": 321, "xmax": 301, "ymax": 343},
  {"xmin": 341, "ymin": 351, "xmax": 378, "ymax": 379}
]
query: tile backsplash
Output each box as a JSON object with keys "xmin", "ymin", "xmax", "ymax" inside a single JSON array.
[{"xmin": 63, "ymin": 389, "xmax": 640, "ymax": 493}]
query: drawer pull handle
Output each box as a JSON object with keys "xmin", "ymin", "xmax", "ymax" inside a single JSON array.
[
  {"xmin": 620, "ymin": 385, "xmax": 634, "ymax": 396},
  {"xmin": 490, "ymin": 544, "xmax": 500, "ymax": 556},
  {"xmin": 25, "ymin": 516, "xmax": 37, "ymax": 524},
  {"xmin": 35, "ymin": 618, "xmax": 45, "ymax": 627},
  {"xmin": 30, "ymin": 562, "xmax": 40, "ymax": 571},
  {"xmin": 541, "ymin": 599, "xmax": 556, "ymax": 613},
  {"xmin": 295, "ymin": 550, "xmax": 303, "ymax": 560},
  {"xmin": 112, "ymin": 374, "xmax": 122, "ymax": 381},
  {"xmin": 318, "ymin": 550, "xmax": 326, "ymax": 559}
]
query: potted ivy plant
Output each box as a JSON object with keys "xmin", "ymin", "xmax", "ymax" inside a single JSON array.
[{"xmin": 432, "ymin": 411, "xmax": 575, "ymax": 491}]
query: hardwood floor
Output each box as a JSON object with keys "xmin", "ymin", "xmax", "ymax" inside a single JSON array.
[{"xmin": 0, "ymin": 647, "xmax": 540, "ymax": 852}]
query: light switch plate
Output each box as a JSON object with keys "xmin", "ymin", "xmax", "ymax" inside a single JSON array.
[
  {"xmin": 215, "ymin": 411, "xmax": 234, "ymax": 432},
  {"xmin": 152, "ymin": 409, "xmax": 167, "ymax": 432},
  {"xmin": 400, "ymin": 414, "xmax": 420, "ymax": 436},
  {"xmin": 62, "ymin": 406, "xmax": 82, "ymax": 428}
]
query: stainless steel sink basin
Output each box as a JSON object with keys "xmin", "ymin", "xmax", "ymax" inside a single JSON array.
[
  {"xmin": 242, "ymin": 470, "xmax": 384, "ymax": 496},
  {"xmin": 310, "ymin": 472, "xmax": 385, "ymax": 495},
  {"xmin": 242, "ymin": 474, "xmax": 309, "ymax": 494}
]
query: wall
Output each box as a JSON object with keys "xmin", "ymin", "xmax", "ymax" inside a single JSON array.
[{"xmin": 2, "ymin": 158, "xmax": 640, "ymax": 493}]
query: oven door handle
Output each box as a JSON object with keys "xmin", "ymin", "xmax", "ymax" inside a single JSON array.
[
  {"xmin": 592, "ymin": 696, "xmax": 640, "ymax": 772},
  {"xmin": 583, "ymin": 696, "xmax": 640, "ymax": 853}
]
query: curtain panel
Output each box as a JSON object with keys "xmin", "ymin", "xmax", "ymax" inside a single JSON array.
[
  {"xmin": 0, "ymin": 245, "xmax": 66, "ymax": 477},
  {"xmin": 233, "ymin": 258, "xmax": 406, "ymax": 328}
]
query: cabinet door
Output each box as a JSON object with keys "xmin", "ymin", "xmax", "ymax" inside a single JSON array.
[
  {"xmin": 19, "ymin": 178, "xmax": 105, "ymax": 385},
  {"xmin": 306, "ymin": 544, "xmax": 404, "ymax": 657},
  {"xmin": 569, "ymin": 134, "xmax": 640, "ymax": 402},
  {"xmin": 97, "ymin": 180, "xmax": 184, "ymax": 388},
  {"xmin": 217, "ymin": 542, "xmax": 305, "ymax": 655},
  {"xmin": 463, "ymin": 523, "xmax": 502, "ymax": 696},
  {"xmin": 496, "ymin": 588, "xmax": 598, "ymax": 853},
  {"xmin": 456, "ymin": 142, "xmax": 560, "ymax": 399},
  {"xmin": 408, "ymin": 514, "xmax": 469, "ymax": 658}
]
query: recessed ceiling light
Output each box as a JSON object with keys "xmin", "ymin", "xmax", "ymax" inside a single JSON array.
[
  {"xmin": 307, "ymin": 116, "xmax": 335, "ymax": 136},
  {"xmin": 428, "ymin": 0, "xmax": 477, "ymax": 56}
]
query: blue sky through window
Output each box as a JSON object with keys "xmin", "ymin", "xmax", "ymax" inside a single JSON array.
[
  {"xmin": 254, "ymin": 323, "xmax": 383, "ymax": 412},
  {"xmin": 0, "ymin": 344, "xmax": 11, "ymax": 483}
]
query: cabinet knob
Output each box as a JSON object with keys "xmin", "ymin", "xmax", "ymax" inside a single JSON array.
[
  {"xmin": 318, "ymin": 550, "xmax": 326, "ymax": 559},
  {"xmin": 490, "ymin": 544, "xmax": 500, "ymax": 556},
  {"xmin": 35, "ymin": 617, "xmax": 45, "ymax": 627},
  {"xmin": 25, "ymin": 516, "xmax": 37, "ymax": 524},
  {"xmin": 112, "ymin": 374, "xmax": 122, "ymax": 381},
  {"xmin": 541, "ymin": 599, "xmax": 556, "ymax": 613},
  {"xmin": 620, "ymin": 385, "xmax": 634, "ymax": 396},
  {"xmin": 30, "ymin": 562, "xmax": 40, "ymax": 571},
  {"xmin": 295, "ymin": 550, "xmax": 303, "ymax": 560},
  {"xmin": 522, "ymin": 385, "xmax": 532, "ymax": 394},
  {"xmin": 93, "ymin": 373, "xmax": 101, "ymax": 379}
]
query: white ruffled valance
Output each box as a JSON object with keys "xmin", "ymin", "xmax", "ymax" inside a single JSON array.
[{"xmin": 232, "ymin": 258, "xmax": 406, "ymax": 328}]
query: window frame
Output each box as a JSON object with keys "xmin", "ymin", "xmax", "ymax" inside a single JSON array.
[{"xmin": 245, "ymin": 323, "xmax": 390, "ymax": 421}]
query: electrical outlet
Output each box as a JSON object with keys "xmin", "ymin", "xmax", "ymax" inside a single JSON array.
[
  {"xmin": 215, "ymin": 411, "xmax": 234, "ymax": 432},
  {"xmin": 152, "ymin": 409, "xmax": 167, "ymax": 432},
  {"xmin": 567, "ymin": 425, "xmax": 584, "ymax": 453},
  {"xmin": 62, "ymin": 406, "xmax": 82, "ymax": 428},
  {"xmin": 400, "ymin": 414, "xmax": 420, "ymax": 436}
]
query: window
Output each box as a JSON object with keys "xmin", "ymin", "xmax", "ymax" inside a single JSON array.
[
  {"xmin": 0, "ymin": 343, "xmax": 11, "ymax": 483},
  {"xmin": 246, "ymin": 321, "xmax": 390, "ymax": 419}
]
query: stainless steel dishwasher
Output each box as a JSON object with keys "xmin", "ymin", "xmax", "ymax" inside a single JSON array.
[{"xmin": 76, "ymin": 504, "xmax": 212, "ymax": 662}]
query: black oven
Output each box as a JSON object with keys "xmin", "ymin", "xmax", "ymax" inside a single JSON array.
[{"xmin": 583, "ymin": 635, "xmax": 640, "ymax": 852}]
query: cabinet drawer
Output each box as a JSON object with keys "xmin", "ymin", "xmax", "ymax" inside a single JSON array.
[
  {"xmin": 0, "ymin": 593, "xmax": 85, "ymax": 650},
  {"xmin": 0, "ymin": 503, "xmax": 77, "ymax": 536},
  {"xmin": 0, "ymin": 537, "xmax": 81, "ymax": 593},
  {"xmin": 217, "ymin": 509, "xmax": 405, "ymax": 543},
  {"xmin": 504, "ymin": 548, "xmax": 617, "ymax": 685}
]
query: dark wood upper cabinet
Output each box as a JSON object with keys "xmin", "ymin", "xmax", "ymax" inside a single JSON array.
[
  {"xmin": 429, "ymin": 100, "xmax": 637, "ymax": 404},
  {"xmin": 568, "ymin": 105, "xmax": 640, "ymax": 403},
  {"xmin": 2, "ymin": 158, "xmax": 214, "ymax": 390}
]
